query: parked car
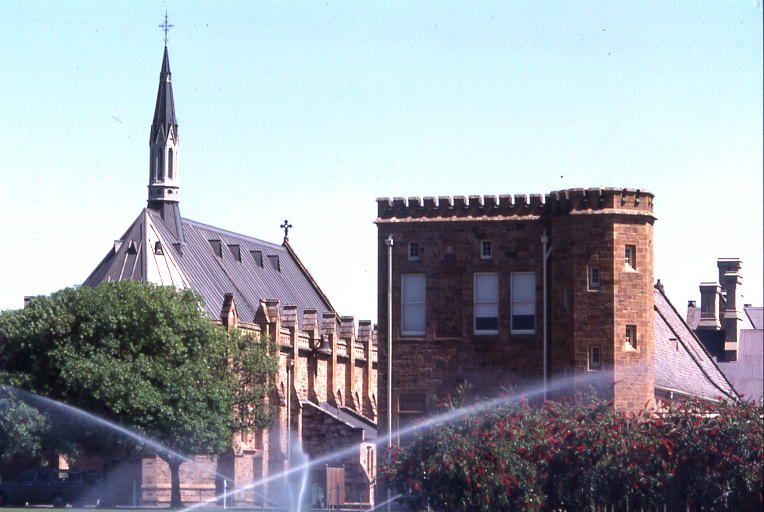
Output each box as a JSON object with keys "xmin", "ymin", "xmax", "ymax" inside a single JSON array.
[{"xmin": 0, "ymin": 468, "xmax": 101, "ymax": 507}]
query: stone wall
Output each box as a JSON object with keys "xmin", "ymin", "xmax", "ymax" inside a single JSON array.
[{"xmin": 375, "ymin": 187, "xmax": 656, "ymax": 501}]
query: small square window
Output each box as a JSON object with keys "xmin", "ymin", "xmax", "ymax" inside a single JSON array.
[
  {"xmin": 480, "ymin": 240, "xmax": 492, "ymax": 260},
  {"xmin": 408, "ymin": 242, "xmax": 420, "ymax": 261},
  {"xmin": 625, "ymin": 245, "xmax": 636, "ymax": 269},
  {"xmin": 588, "ymin": 266, "xmax": 601, "ymax": 290},
  {"xmin": 625, "ymin": 325, "xmax": 637, "ymax": 350},
  {"xmin": 589, "ymin": 346, "xmax": 602, "ymax": 370}
]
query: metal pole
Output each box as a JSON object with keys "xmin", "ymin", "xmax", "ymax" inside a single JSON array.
[
  {"xmin": 541, "ymin": 231, "xmax": 552, "ymax": 401},
  {"xmin": 384, "ymin": 234, "xmax": 394, "ymax": 512}
]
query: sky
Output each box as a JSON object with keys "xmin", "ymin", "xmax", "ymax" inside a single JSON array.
[{"xmin": 0, "ymin": 0, "xmax": 761, "ymax": 324}]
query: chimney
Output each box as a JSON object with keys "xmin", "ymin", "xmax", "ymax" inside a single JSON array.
[
  {"xmin": 698, "ymin": 282, "xmax": 721, "ymax": 330},
  {"xmin": 686, "ymin": 300, "xmax": 698, "ymax": 328},
  {"xmin": 717, "ymin": 258, "xmax": 743, "ymax": 360}
]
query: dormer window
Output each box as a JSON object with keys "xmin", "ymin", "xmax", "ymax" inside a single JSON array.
[
  {"xmin": 408, "ymin": 242, "xmax": 420, "ymax": 261},
  {"xmin": 154, "ymin": 241, "xmax": 164, "ymax": 255},
  {"xmin": 480, "ymin": 240, "xmax": 492, "ymax": 260}
]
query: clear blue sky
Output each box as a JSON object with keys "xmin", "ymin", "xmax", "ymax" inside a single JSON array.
[{"xmin": 0, "ymin": 1, "xmax": 761, "ymax": 323}]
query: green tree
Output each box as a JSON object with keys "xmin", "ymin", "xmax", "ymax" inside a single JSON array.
[
  {"xmin": 0, "ymin": 281, "xmax": 276, "ymax": 507},
  {"xmin": 0, "ymin": 390, "xmax": 48, "ymax": 469}
]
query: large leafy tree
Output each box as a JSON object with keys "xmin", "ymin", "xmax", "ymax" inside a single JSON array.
[{"xmin": 0, "ymin": 281, "xmax": 276, "ymax": 507}]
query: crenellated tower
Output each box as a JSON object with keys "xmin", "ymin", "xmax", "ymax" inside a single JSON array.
[{"xmin": 147, "ymin": 44, "xmax": 183, "ymax": 241}]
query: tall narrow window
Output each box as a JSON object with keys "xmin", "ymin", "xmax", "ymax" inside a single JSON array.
[
  {"xmin": 480, "ymin": 240, "xmax": 492, "ymax": 260},
  {"xmin": 156, "ymin": 153, "xmax": 164, "ymax": 181},
  {"xmin": 588, "ymin": 266, "xmax": 601, "ymax": 290},
  {"xmin": 408, "ymin": 241, "xmax": 420, "ymax": 261},
  {"xmin": 511, "ymin": 272, "xmax": 536, "ymax": 333},
  {"xmin": 625, "ymin": 245, "xmax": 636, "ymax": 269},
  {"xmin": 474, "ymin": 273, "xmax": 499, "ymax": 334},
  {"xmin": 168, "ymin": 148, "xmax": 174, "ymax": 179},
  {"xmin": 625, "ymin": 325, "xmax": 637, "ymax": 350},
  {"xmin": 401, "ymin": 274, "xmax": 426, "ymax": 336},
  {"xmin": 589, "ymin": 346, "xmax": 602, "ymax": 370}
]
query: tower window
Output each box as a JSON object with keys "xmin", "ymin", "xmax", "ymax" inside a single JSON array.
[
  {"xmin": 168, "ymin": 148, "xmax": 174, "ymax": 179},
  {"xmin": 589, "ymin": 346, "xmax": 602, "ymax": 370},
  {"xmin": 625, "ymin": 245, "xmax": 637, "ymax": 270},
  {"xmin": 480, "ymin": 240, "xmax": 492, "ymax": 260},
  {"xmin": 625, "ymin": 325, "xmax": 637, "ymax": 350},
  {"xmin": 588, "ymin": 266, "xmax": 601, "ymax": 290},
  {"xmin": 474, "ymin": 273, "xmax": 499, "ymax": 334},
  {"xmin": 408, "ymin": 242, "xmax": 420, "ymax": 261},
  {"xmin": 511, "ymin": 272, "xmax": 536, "ymax": 333},
  {"xmin": 401, "ymin": 274, "xmax": 426, "ymax": 336}
]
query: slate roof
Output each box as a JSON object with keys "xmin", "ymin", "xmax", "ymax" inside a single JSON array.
[
  {"xmin": 653, "ymin": 287, "xmax": 736, "ymax": 401},
  {"xmin": 84, "ymin": 209, "xmax": 334, "ymax": 323},
  {"xmin": 715, "ymin": 329, "xmax": 763, "ymax": 402},
  {"xmin": 745, "ymin": 306, "xmax": 763, "ymax": 330},
  {"xmin": 302, "ymin": 401, "xmax": 377, "ymax": 441}
]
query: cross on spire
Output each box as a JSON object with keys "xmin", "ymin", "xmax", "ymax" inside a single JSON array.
[
  {"xmin": 159, "ymin": 12, "xmax": 174, "ymax": 46},
  {"xmin": 280, "ymin": 220, "xmax": 293, "ymax": 241}
]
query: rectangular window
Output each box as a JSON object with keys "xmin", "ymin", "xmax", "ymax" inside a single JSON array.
[
  {"xmin": 480, "ymin": 240, "xmax": 492, "ymax": 260},
  {"xmin": 408, "ymin": 241, "xmax": 420, "ymax": 261},
  {"xmin": 398, "ymin": 393, "xmax": 427, "ymax": 445},
  {"xmin": 511, "ymin": 272, "xmax": 536, "ymax": 333},
  {"xmin": 401, "ymin": 274, "xmax": 426, "ymax": 336},
  {"xmin": 625, "ymin": 325, "xmax": 637, "ymax": 350},
  {"xmin": 588, "ymin": 266, "xmax": 601, "ymax": 290},
  {"xmin": 589, "ymin": 346, "xmax": 602, "ymax": 370},
  {"xmin": 625, "ymin": 245, "xmax": 636, "ymax": 269},
  {"xmin": 474, "ymin": 273, "xmax": 499, "ymax": 334}
]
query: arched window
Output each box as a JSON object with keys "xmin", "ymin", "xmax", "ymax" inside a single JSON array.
[{"xmin": 168, "ymin": 149, "xmax": 174, "ymax": 179}]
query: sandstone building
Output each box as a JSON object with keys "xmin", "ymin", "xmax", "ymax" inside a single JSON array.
[
  {"xmin": 375, "ymin": 190, "xmax": 736, "ymax": 458},
  {"xmin": 81, "ymin": 43, "xmax": 378, "ymax": 508}
]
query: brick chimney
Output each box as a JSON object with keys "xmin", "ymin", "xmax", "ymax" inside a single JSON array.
[
  {"xmin": 717, "ymin": 258, "xmax": 743, "ymax": 360},
  {"xmin": 697, "ymin": 282, "xmax": 722, "ymax": 330}
]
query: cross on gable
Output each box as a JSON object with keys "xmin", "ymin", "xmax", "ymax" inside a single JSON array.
[{"xmin": 280, "ymin": 220, "xmax": 293, "ymax": 241}]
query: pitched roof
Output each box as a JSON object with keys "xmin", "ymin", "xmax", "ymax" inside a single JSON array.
[
  {"xmin": 653, "ymin": 287, "xmax": 736, "ymax": 401},
  {"xmin": 714, "ymin": 329, "xmax": 763, "ymax": 402},
  {"xmin": 84, "ymin": 209, "xmax": 334, "ymax": 323},
  {"xmin": 745, "ymin": 306, "xmax": 763, "ymax": 330}
]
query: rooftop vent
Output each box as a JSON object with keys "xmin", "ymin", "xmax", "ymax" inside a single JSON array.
[
  {"xmin": 268, "ymin": 255, "xmax": 280, "ymax": 272},
  {"xmin": 208, "ymin": 239, "xmax": 222, "ymax": 257},
  {"xmin": 251, "ymin": 250, "xmax": 263, "ymax": 267},
  {"xmin": 154, "ymin": 241, "xmax": 164, "ymax": 255},
  {"xmin": 127, "ymin": 241, "xmax": 138, "ymax": 255},
  {"xmin": 228, "ymin": 244, "xmax": 241, "ymax": 262}
]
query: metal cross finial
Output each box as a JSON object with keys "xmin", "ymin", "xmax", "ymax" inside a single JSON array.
[
  {"xmin": 280, "ymin": 220, "xmax": 293, "ymax": 241},
  {"xmin": 159, "ymin": 12, "xmax": 174, "ymax": 46}
]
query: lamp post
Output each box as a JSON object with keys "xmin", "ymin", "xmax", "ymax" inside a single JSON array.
[
  {"xmin": 540, "ymin": 231, "xmax": 553, "ymax": 401},
  {"xmin": 384, "ymin": 234, "xmax": 394, "ymax": 511}
]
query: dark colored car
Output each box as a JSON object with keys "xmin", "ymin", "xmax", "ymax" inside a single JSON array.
[{"xmin": 0, "ymin": 468, "xmax": 101, "ymax": 507}]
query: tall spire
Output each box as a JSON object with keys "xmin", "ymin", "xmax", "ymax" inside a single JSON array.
[{"xmin": 147, "ymin": 26, "xmax": 183, "ymax": 242}]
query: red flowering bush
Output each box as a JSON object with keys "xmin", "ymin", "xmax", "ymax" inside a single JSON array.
[{"xmin": 383, "ymin": 397, "xmax": 763, "ymax": 511}]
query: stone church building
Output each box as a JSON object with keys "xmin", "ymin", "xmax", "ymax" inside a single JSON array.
[
  {"xmin": 82, "ymin": 44, "xmax": 378, "ymax": 508},
  {"xmin": 375, "ymin": 189, "xmax": 736, "ymax": 468}
]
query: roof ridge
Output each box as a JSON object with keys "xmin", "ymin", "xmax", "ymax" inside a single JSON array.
[{"xmin": 181, "ymin": 217, "xmax": 283, "ymax": 249}]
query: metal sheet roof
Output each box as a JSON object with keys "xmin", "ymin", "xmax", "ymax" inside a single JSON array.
[{"xmin": 85, "ymin": 209, "xmax": 334, "ymax": 324}]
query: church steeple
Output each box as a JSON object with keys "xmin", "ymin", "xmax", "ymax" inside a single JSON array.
[{"xmin": 147, "ymin": 40, "xmax": 183, "ymax": 241}]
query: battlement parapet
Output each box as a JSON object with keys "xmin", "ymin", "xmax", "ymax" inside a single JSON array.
[{"xmin": 376, "ymin": 187, "xmax": 654, "ymax": 221}]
